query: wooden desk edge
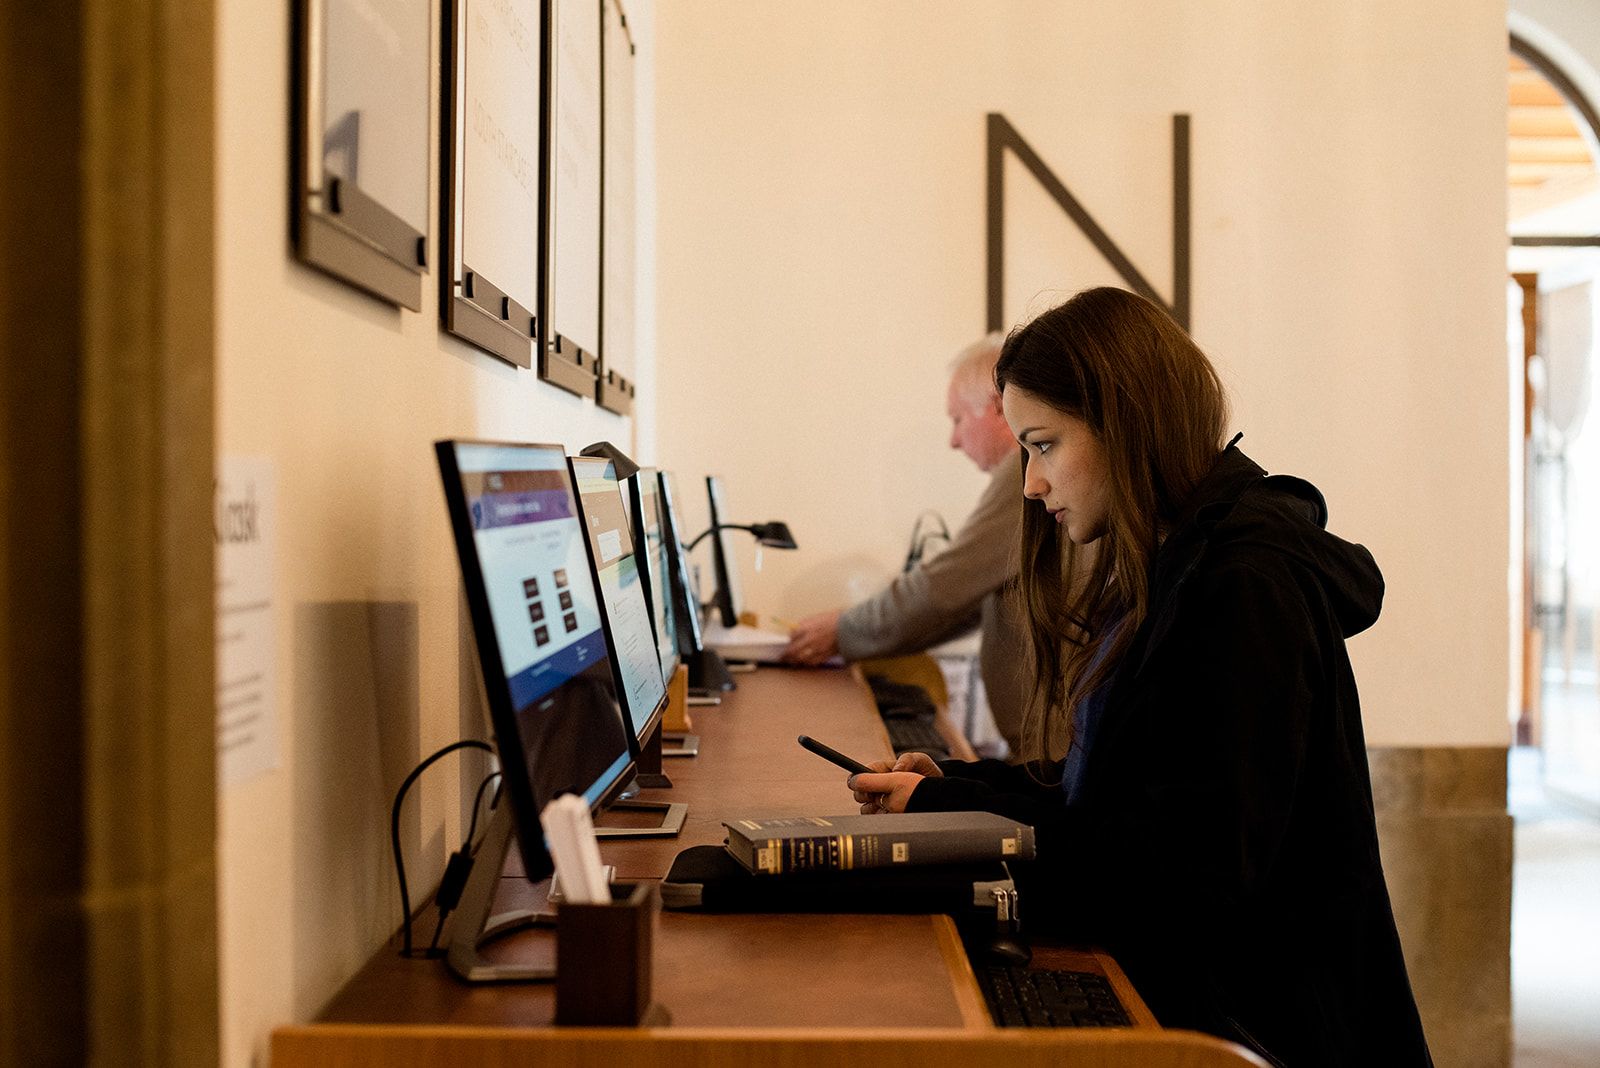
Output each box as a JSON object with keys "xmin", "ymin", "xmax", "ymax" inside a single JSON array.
[
  {"xmin": 932, "ymin": 914, "xmax": 995, "ymax": 1030},
  {"xmin": 1094, "ymin": 948, "xmax": 1161, "ymax": 1028},
  {"xmin": 273, "ymin": 1024, "xmax": 1267, "ymax": 1067}
]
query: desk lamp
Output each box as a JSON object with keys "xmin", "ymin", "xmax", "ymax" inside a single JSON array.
[
  {"xmin": 685, "ymin": 520, "xmax": 797, "ymax": 552},
  {"xmin": 690, "ymin": 483, "xmax": 797, "ymax": 629}
]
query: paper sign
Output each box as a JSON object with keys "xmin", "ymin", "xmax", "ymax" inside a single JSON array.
[
  {"xmin": 598, "ymin": 527, "xmax": 623, "ymax": 563},
  {"xmin": 215, "ymin": 456, "xmax": 281, "ymax": 788}
]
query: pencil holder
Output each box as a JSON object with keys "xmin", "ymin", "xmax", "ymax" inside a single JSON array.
[
  {"xmin": 662, "ymin": 663, "xmax": 692, "ymax": 732},
  {"xmin": 555, "ymin": 881, "xmax": 659, "ymax": 1026}
]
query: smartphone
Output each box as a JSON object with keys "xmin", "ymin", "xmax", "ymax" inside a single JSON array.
[{"xmin": 797, "ymin": 734, "xmax": 872, "ymax": 775}]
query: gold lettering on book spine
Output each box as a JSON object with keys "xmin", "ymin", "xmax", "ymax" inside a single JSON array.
[{"xmin": 843, "ymin": 834, "xmax": 852, "ymax": 870}]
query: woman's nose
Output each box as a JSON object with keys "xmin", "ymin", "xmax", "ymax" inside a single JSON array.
[{"xmin": 1022, "ymin": 460, "xmax": 1046, "ymax": 500}]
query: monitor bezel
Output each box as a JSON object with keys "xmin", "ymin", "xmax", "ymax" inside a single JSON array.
[
  {"xmin": 625, "ymin": 467, "xmax": 682, "ymax": 682},
  {"xmin": 656, "ymin": 470, "xmax": 706, "ymax": 656},
  {"xmin": 435, "ymin": 438, "xmax": 637, "ymax": 882},
  {"xmin": 565, "ymin": 455, "xmax": 669, "ymax": 756}
]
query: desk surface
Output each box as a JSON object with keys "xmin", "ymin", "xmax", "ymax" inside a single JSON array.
[{"xmin": 274, "ymin": 666, "xmax": 1265, "ymax": 1068}]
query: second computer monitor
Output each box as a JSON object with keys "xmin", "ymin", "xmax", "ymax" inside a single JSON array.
[
  {"xmin": 706, "ymin": 474, "xmax": 743, "ymax": 627},
  {"xmin": 627, "ymin": 468, "xmax": 679, "ymax": 683},
  {"xmin": 568, "ymin": 456, "xmax": 670, "ymax": 749},
  {"xmin": 657, "ymin": 470, "xmax": 705, "ymax": 658}
]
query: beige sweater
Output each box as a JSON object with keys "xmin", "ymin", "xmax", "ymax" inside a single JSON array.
[{"xmin": 836, "ymin": 460, "xmax": 1027, "ymax": 756}]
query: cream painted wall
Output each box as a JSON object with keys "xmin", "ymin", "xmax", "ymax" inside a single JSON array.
[
  {"xmin": 214, "ymin": 1, "xmax": 655, "ymax": 1064},
  {"xmin": 654, "ymin": 0, "xmax": 1511, "ymax": 749}
]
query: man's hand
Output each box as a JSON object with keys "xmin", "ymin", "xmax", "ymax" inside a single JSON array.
[{"xmin": 782, "ymin": 609, "xmax": 843, "ymax": 665}]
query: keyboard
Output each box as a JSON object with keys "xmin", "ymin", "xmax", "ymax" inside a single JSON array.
[
  {"xmin": 883, "ymin": 716, "xmax": 949, "ymax": 757},
  {"xmin": 865, "ymin": 675, "xmax": 939, "ymax": 716},
  {"xmin": 976, "ymin": 966, "xmax": 1132, "ymax": 1028}
]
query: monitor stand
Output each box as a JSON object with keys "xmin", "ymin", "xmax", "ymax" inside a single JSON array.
[
  {"xmin": 447, "ymin": 806, "xmax": 626, "ymax": 983},
  {"xmin": 547, "ymin": 866, "xmax": 615, "ymax": 904},
  {"xmin": 687, "ymin": 646, "xmax": 735, "ymax": 694},
  {"xmin": 594, "ymin": 725, "xmax": 688, "ymax": 838},
  {"xmin": 594, "ymin": 798, "xmax": 687, "ymax": 837},
  {"xmin": 661, "ymin": 732, "xmax": 700, "ymax": 757},
  {"xmin": 446, "ymin": 804, "xmax": 555, "ymax": 983}
]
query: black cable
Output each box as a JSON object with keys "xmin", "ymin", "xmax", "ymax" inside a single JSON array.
[
  {"xmin": 465, "ymin": 770, "xmax": 503, "ymax": 848},
  {"xmin": 390, "ymin": 739, "xmax": 494, "ymax": 959},
  {"xmin": 427, "ymin": 910, "xmax": 448, "ymax": 959},
  {"xmin": 906, "ymin": 511, "xmax": 949, "ymax": 558},
  {"xmin": 904, "ymin": 510, "xmax": 952, "ymax": 572},
  {"xmin": 425, "ymin": 771, "xmax": 505, "ymax": 957}
]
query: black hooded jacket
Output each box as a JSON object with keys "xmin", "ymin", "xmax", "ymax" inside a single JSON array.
[{"xmin": 906, "ymin": 446, "xmax": 1432, "ymax": 1066}]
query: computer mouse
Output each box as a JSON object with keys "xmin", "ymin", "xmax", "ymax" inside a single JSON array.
[{"xmin": 979, "ymin": 936, "xmax": 1033, "ymax": 968}]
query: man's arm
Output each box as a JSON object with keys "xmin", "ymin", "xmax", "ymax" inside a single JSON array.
[{"xmin": 833, "ymin": 460, "xmax": 1021, "ymax": 660}]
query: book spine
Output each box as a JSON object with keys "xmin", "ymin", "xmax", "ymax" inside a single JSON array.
[
  {"xmin": 725, "ymin": 830, "xmax": 755, "ymax": 872},
  {"xmin": 759, "ymin": 825, "xmax": 1033, "ymax": 874}
]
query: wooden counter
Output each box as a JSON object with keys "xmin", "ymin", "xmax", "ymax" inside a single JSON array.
[{"xmin": 273, "ymin": 666, "xmax": 1265, "ymax": 1067}]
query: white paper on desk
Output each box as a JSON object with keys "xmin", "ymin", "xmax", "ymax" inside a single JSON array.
[
  {"xmin": 703, "ymin": 621, "xmax": 790, "ymax": 664},
  {"xmin": 215, "ymin": 456, "xmax": 281, "ymax": 789},
  {"xmin": 540, "ymin": 794, "xmax": 608, "ymax": 903}
]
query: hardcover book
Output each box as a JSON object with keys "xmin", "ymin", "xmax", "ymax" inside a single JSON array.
[
  {"xmin": 724, "ymin": 811, "xmax": 1034, "ymax": 875},
  {"xmin": 662, "ymin": 845, "xmax": 1018, "ymax": 926}
]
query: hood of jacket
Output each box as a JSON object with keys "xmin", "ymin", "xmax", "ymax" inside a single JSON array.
[{"xmin": 1156, "ymin": 443, "xmax": 1384, "ymax": 639}]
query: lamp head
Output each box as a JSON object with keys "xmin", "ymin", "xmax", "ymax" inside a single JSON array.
[
  {"xmin": 579, "ymin": 440, "xmax": 640, "ymax": 480},
  {"xmin": 748, "ymin": 521, "xmax": 797, "ymax": 550}
]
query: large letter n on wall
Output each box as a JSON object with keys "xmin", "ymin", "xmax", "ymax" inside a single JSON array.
[{"xmin": 987, "ymin": 113, "xmax": 1191, "ymax": 332}]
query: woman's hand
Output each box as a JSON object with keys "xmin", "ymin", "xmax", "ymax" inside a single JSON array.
[{"xmin": 847, "ymin": 752, "xmax": 943, "ymax": 813}]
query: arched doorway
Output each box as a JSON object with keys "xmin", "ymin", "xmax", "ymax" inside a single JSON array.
[
  {"xmin": 1509, "ymin": 32, "xmax": 1600, "ymax": 814},
  {"xmin": 1506, "ymin": 25, "xmax": 1600, "ymax": 1068}
]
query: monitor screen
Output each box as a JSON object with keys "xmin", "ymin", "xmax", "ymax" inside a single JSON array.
[
  {"xmin": 568, "ymin": 456, "xmax": 669, "ymax": 744},
  {"xmin": 627, "ymin": 468, "xmax": 679, "ymax": 681},
  {"xmin": 435, "ymin": 440, "xmax": 634, "ymax": 879},
  {"xmin": 706, "ymin": 475, "xmax": 742, "ymax": 627},
  {"xmin": 657, "ymin": 471, "xmax": 705, "ymax": 655}
]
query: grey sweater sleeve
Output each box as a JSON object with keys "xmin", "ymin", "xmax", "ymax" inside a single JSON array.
[{"xmin": 835, "ymin": 460, "xmax": 1021, "ymax": 660}]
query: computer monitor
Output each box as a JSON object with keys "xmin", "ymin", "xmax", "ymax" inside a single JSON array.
[
  {"xmin": 434, "ymin": 440, "xmax": 635, "ymax": 884},
  {"xmin": 566, "ymin": 456, "xmax": 670, "ymax": 753},
  {"xmin": 626, "ymin": 467, "xmax": 679, "ymax": 682},
  {"xmin": 658, "ymin": 472, "xmax": 704, "ymax": 652},
  {"xmin": 706, "ymin": 474, "xmax": 743, "ymax": 627},
  {"xmin": 658, "ymin": 471, "xmax": 736, "ymax": 696}
]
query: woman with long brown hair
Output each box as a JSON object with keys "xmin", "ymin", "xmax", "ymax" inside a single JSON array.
[{"xmin": 847, "ymin": 288, "xmax": 1431, "ymax": 1066}]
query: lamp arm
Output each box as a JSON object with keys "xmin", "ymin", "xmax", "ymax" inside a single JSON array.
[{"xmin": 685, "ymin": 523, "xmax": 758, "ymax": 552}]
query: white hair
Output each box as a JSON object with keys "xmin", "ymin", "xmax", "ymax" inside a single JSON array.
[{"xmin": 947, "ymin": 331, "xmax": 1006, "ymax": 407}]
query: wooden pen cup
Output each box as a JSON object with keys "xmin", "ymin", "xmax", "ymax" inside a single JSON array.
[
  {"xmin": 555, "ymin": 882, "xmax": 661, "ymax": 1026},
  {"xmin": 662, "ymin": 662, "xmax": 692, "ymax": 733}
]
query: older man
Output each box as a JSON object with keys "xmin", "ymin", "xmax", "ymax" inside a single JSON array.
[{"xmin": 783, "ymin": 333, "xmax": 1029, "ymax": 758}]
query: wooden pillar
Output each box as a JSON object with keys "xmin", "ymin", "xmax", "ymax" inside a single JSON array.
[{"xmin": 1, "ymin": 0, "xmax": 218, "ymax": 1063}]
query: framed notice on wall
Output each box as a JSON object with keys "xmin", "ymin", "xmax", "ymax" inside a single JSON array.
[
  {"xmin": 598, "ymin": 0, "xmax": 636, "ymax": 415},
  {"xmin": 542, "ymin": 0, "xmax": 603, "ymax": 397},
  {"xmin": 442, "ymin": 0, "xmax": 544, "ymax": 368},
  {"xmin": 294, "ymin": 0, "xmax": 431, "ymax": 309}
]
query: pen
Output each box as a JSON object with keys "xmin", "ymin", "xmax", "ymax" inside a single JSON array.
[{"xmin": 797, "ymin": 734, "xmax": 872, "ymax": 775}]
